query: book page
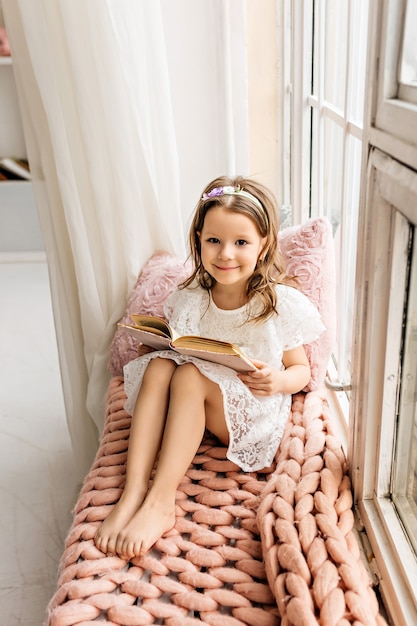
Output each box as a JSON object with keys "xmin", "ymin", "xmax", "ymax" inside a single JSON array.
[
  {"xmin": 130, "ymin": 314, "xmax": 174, "ymax": 339},
  {"xmin": 172, "ymin": 336, "xmax": 256, "ymax": 371},
  {"xmin": 117, "ymin": 323, "xmax": 172, "ymax": 351},
  {"xmin": 172, "ymin": 345, "xmax": 256, "ymax": 372},
  {"xmin": 172, "ymin": 335, "xmax": 241, "ymax": 353}
]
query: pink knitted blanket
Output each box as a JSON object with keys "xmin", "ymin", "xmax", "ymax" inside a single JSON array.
[{"xmin": 46, "ymin": 377, "xmax": 387, "ymax": 626}]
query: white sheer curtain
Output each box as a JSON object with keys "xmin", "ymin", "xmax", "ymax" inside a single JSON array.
[{"xmin": 2, "ymin": 0, "xmax": 249, "ymax": 478}]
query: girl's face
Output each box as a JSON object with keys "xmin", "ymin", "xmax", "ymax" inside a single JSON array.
[{"xmin": 198, "ymin": 206, "xmax": 266, "ymax": 292}]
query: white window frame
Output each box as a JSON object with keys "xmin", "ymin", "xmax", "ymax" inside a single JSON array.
[
  {"xmin": 351, "ymin": 0, "xmax": 417, "ymax": 622},
  {"xmin": 351, "ymin": 148, "xmax": 417, "ymax": 626}
]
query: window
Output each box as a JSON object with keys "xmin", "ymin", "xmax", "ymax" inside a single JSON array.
[
  {"xmin": 392, "ymin": 228, "xmax": 417, "ymax": 555},
  {"xmin": 373, "ymin": 0, "xmax": 417, "ymax": 149},
  {"xmin": 399, "ymin": 0, "xmax": 417, "ymax": 103},
  {"xmin": 352, "ymin": 149, "xmax": 417, "ymax": 625},
  {"xmin": 350, "ymin": 0, "xmax": 417, "ymax": 622},
  {"xmin": 291, "ymin": 0, "xmax": 417, "ymax": 622},
  {"xmin": 291, "ymin": 0, "xmax": 369, "ymax": 414}
]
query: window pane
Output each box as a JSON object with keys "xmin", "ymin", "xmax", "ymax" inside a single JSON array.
[
  {"xmin": 324, "ymin": 0, "xmax": 348, "ymax": 109},
  {"xmin": 333, "ymin": 134, "xmax": 362, "ymax": 389},
  {"xmin": 392, "ymin": 227, "xmax": 417, "ymax": 555},
  {"xmin": 400, "ymin": 0, "xmax": 417, "ymax": 87},
  {"xmin": 349, "ymin": 0, "xmax": 369, "ymax": 122},
  {"xmin": 304, "ymin": 0, "xmax": 369, "ymax": 397},
  {"xmin": 310, "ymin": 107, "xmax": 319, "ymax": 212},
  {"xmin": 323, "ymin": 117, "xmax": 343, "ymax": 226},
  {"xmin": 312, "ymin": 0, "xmax": 319, "ymax": 98}
]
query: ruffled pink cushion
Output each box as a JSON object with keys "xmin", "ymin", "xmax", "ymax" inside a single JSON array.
[
  {"xmin": 279, "ymin": 216, "xmax": 336, "ymax": 391},
  {"xmin": 108, "ymin": 217, "xmax": 336, "ymax": 391},
  {"xmin": 108, "ymin": 252, "xmax": 192, "ymax": 376}
]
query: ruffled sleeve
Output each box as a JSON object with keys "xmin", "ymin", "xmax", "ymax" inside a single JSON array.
[{"xmin": 276, "ymin": 285, "xmax": 325, "ymax": 351}]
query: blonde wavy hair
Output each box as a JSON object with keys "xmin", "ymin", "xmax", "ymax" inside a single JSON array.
[{"xmin": 181, "ymin": 175, "xmax": 296, "ymax": 322}]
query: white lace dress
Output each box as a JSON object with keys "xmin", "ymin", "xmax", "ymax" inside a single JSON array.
[{"xmin": 124, "ymin": 284, "xmax": 325, "ymax": 471}]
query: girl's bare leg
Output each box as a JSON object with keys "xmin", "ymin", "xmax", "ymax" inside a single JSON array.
[
  {"xmin": 114, "ymin": 363, "xmax": 228, "ymax": 559},
  {"xmin": 94, "ymin": 357, "xmax": 177, "ymax": 555}
]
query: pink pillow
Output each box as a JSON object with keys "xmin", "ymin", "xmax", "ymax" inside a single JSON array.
[
  {"xmin": 108, "ymin": 217, "xmax": 336, "ymax": 391},
  {"xmin": 108, "ymin": 252, "xmax": 192, "ymax": 376},
  {"xmin": 279, "ymin": 217, "xmax": 336, "ymax": 391}
]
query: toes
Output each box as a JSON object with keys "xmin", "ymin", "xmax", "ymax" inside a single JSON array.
[
  {"xmin": 119, "ymin": 538, "xmax": 137, "ymax": 560},
  {"xmin": 114, "ymin": 532, "xmax": 127, "ymax": 557},
  {"xmin": 106, "ymin": 535, "xmax": 118, "ymax": 556},
  {"xmin": 139, "ymin": 537, "xmax": 152, "ymax": 556},
  {"xmin": 94, "ymin": 531, "xmax": 107, "ymax": 555}
]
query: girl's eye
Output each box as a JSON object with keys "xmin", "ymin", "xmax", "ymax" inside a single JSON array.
[
  {"xmin": 207, "ymin": 237, "xmax": 220, "ymax": 244},
  {"xmin": 236, "ymin": 239, "xmax": 247, "ymax": 246}
]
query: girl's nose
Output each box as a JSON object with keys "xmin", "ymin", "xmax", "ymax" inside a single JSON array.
[{"xmin": 218, "ymin": 242, "xmax": 234, "ymax": 259}]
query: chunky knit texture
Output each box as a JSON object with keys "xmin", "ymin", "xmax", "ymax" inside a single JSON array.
[{"xmin": 46, "ymin": 377, "xmax": 387, "ymax": 626}]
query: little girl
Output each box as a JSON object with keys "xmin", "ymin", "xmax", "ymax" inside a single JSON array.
[{"xmin": 95, "ymin": 175, "xmax": 325, "ymax": 559}]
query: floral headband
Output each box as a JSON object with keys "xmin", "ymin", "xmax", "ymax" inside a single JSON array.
[{"xmin": 201, "ymin": 185, "xmax": 265, "ymax": 215}]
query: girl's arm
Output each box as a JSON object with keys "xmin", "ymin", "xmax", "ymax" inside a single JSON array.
[{"xmin": 238, "ymin": 345, "xmax": 310, "ymax": 396}]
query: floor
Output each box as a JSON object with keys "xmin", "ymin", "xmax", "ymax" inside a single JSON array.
[{"xmin": 0, "ymin": 255, "xmax": 80, "ymax": 626}]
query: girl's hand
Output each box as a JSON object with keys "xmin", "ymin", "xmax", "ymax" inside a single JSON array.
[
  {"xmin": 237, "ymin": 346, "xmax": 311, "ymax": 396},
  {"xmin": 237, "ymin": 360, "xmax": 282, "ymax": 396},
  {"xmin": 137, "ymin": 343, "xmax": 156, "ymax": 357}
]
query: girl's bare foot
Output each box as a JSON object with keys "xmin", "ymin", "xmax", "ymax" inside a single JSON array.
[
  {"xmin": 113, "ymin": 493, "xmax": 176, "ymax": 559},
  {"xmin": 94, "ymin": 488, "xmax": 147, "ymax": 556}
]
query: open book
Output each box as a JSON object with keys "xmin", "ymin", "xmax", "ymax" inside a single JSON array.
[{"xmin": 118, "ymin": 314, "xmax": 257, "ymax": 372}]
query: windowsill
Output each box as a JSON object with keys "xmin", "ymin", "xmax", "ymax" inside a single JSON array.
[
  {"xmin": 358, "ymin": 497, "xmax": 417, "ymax": 625},
  {"xmin": 323, "ymin": 360, "xmax": 350, "ymax": 456}
]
